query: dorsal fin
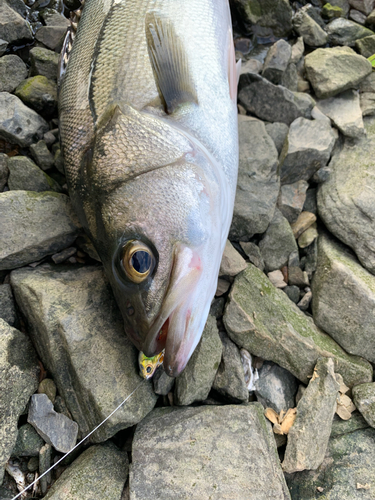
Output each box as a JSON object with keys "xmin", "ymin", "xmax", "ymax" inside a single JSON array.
[{"xmin": 145, "ymin": 12, "xmax": 198, "ymax": 115}]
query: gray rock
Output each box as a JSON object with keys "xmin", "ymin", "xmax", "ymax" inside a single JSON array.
[
  {"xmin": 153, "ymin": 368, "xmax": 174, "ymax": 396},
  {"xmin": 281, "ymin": 62, "xmax": 298, "ymax": 91},
  {"xmin": 35, "ymin": 25, "xmax": 67, "ymax": 51},
  {"xmin": 297, "ymin": 290, "xmax": 313, "ymax": 310},
  {"xmin": 240, "ymin": 241, "xmax": 265, "ymax": 271},
  {"xmin": 291, "ymin": 37, "xmax": 305, "ymax": 64},
  {"xmin": 304, "ymin": 238, "xmax": 319, "ymax": 279},
  {"xmin": 303, "ymin": 188, "xmax": 317, "ymax": 215},
  {"xmin": 39, "ymin": 443, "xmax": 52, "ymax": 495},
  {"xmin": 262, "ymin": 40, "xmax": 292, "ymax": 85},
  {"xmin": 0, "ymin": 39, "xmax": 8, "ymax": 57},
  {"xmin": 317, "ymin": 90, "xmax": 365, "ymax": 137},
  {"xmin": 288, "ymin": 266, "xmax": 309, "ymax": 287},
  {"xmin": 305, "ymin": 46, "xmax": 372, "ymax": 98},
  {"xmin": 352, "ymin": 383, "xmax": 375, "ymax": 427},
  {"xmin": 212, "ymin": 331, "xmax": 249, "ymax": 402},
  {"xmin": 10, "ymin": 265, "xmax": 157, "ymax": 442},
  {"xmin": 317, "ymin": 115, "xmax": 375, "ymax": 274},
  {"xmin": 0, "ymin": 319, "xmax": 39, "ymax": 484},
  {"xmin": 0, "ymin": 2, "xmax": 33, "ymax": 44},
  {"xmin": 355, "ymin": 33, "xmax": 375, "ymax": 56},
  {"xmin": 38, "ymin": 378, "xmax": 57, "ymax": 404},
  {"xmin": 325, "ymin": 0, "xmax": 351, "ymax": 15},
  {"xmin": 350, "ymin": 0, "xmax": 375, "ymax": 14},
  {"xmin": 219, "ymin": 240, "xmax": 247, "ymax": 277},
  {"xmin": 29, "ymin": 140, "xmax": 55, "ymax": 171},
  {"xmin": 238, "ymin": 73, "xmax": 315, "ymax": 125},
  {"xmin": 278, "ymin": 180, "xmax": 309, "ymax": 223},
  {"xmin": 326, "ymin": 17, "xmax": 374, "ymax": 46},
  {"xmin": 312, "ymin": 233, "xmax": 375, "ymax": 363},
  {"xmin": 7, "ymin": 156, "xmax": 61, "ymax": 192},
  {"xmin": 229, "ymin": 117, "xmax": 279, "ymax": 240},
  {"xmin": 232, "ymin": 0, "xmax": 293, "ymax": 37},
  {"xmin": 0, "ymin": 154, "xmax": 8, "ymax": 191},
  {"xmin": 51, "ymin": 247, "xmax": 76, "ymax": 264},
  {"xmin": 29, "ymin": 47, "xmax": 60, "ymax": 81},
  {"xmin": 367, "ymin": 8, "xmax": 375, "ymax": 27},
  {"xmin": 350, "ymin": 8, "xmax": 368, "ymax": 23},
  {"xmin": 265, "ymin": 121, "xmax": 289, "ymax": 155},
  {"xmin": 11, "ymin": 424, "xmax": 44, "ymax": 457},
  {"xmin": 293, "ymin": 6, "xmax": 329, "ymax": 46},
  {"xmin": 240, "ymin": 58, "xmax": 263, "ymax": 75},
  {"xmin": 254, "ymin": 361, "xmax": 298, "ymax": 413},
  {"xmin": 44, "ymin": 443, "xmax": 128, "ymax": 500},
  {"xmin": 210, "ymin": 297, "xmax": 225, "ymax": 318},
  {"xmin": 286, "ymin": 427, "xmax": 375, "ymax": 499},
  {"xmin": 330, "ymin": 410, "xmax": 369, "ymax": 437},
  {"xmin": 280, "ymin": 117, "xmax": 336, "ymax": 184},
  {"xmin": 311, "ymin": 105, "xmax": 331, "ymax": 123},
  {"xmin": 359, "ymin": 71, "xmax": 375, "ymax": 92},
  {"xmin": 5, "ymin": 0, "xmax": 28, "ymax": 17},
  {"xmin": 0, "ymin": 55, "xmax": 27, "ymax": 93},
  {"xmin": 304, "ymin": 4, "xmax": 326, "ymax": 28},
  {"xmin": 0, "ymin": 191, "xmax": 80, "ymax": 270},
  {"xmin": 360, "ymin": 92, "xmax": 375, "ymax": 116},
  {"xmin": 284, "ymin": 285, "xmax": 300, "ymax": 303},
  {"xmin": 0, "ymin": 92, "xmax": 49, "ymax": 147},
  {"xmin": 223, "ymin": 264, "xmax": 373, "ymax": 387},
  {"xmin": 0, "ymin": 284, "xmax": 17, "ymax": 327},
  {"xmin": 282, "ymin": 358, "xmax": 340, "ymax": 473},
  {"xmin": 259, "ymin": 208, "xmax": 298, "ymax": 272},
  {"xmin": 130, "ymin": 404, "xmax": 291, "ymax": 500},
  {"xmin": 15, "ymin": 76, "xmax": 57, "ymax": 117},
  {"xmin": 322, "ymin": 2, "xmax": 346, "ymax": 18},
  {"xmin": 40, "ymin": 10, "xmax": 70, "ymax": 28},
  {"xmin": 174, "ymin": 315, "xmax": 222, "ymax": 406},
  {"xmin": 268, "ymin": 269, "xmax": 288, "ymax": 288}
]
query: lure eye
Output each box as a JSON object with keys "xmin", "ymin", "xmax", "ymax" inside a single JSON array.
[
  {"xmin": 146, "ymin": 366, "xmax": 152, "ymax": 374},
  {"xmin": 121, "ymin": 240, "xmax": 155, "ymax": 283}
]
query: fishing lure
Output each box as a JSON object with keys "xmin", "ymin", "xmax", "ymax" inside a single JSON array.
[{"xmin": 138, "ymin": 350, "xmax": 165, "ymax": 379}]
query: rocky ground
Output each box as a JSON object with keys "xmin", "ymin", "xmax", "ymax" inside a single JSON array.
[{"xmin": 0, "ymin": 0, "xmax": 375, "ymax": 499}]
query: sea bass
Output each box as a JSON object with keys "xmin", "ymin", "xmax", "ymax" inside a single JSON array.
[{"xmin": 59, "ymin": 0, "xmax": 239, "ymax": 377}]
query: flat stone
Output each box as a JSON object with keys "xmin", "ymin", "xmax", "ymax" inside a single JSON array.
[
  {"xmin": 29, "ymin": 47, "xmax": 60, "ymax": 81},
  {"xmin": 238, "ymin": 73, "xmax": 315, "ymax": 125},
  {"xmin": 291, "ymin": 211, "xmax": 317, "ymax": 238},
  {"xmin": 15, "ymin": 76, "xmax": 57, "ymax": 117},
  {"xmin": 254, "ymin": 361, "xmax": 298, "ymax": 413},
  {"xmin": 312, "ymin": 233, "xmax": 375, "ymax": 363},
  {"xmin": 174, "ymin": 315, "xmax": 222, "ymax": 406},
  {"xmin": 0, "ymin": 191, "xmax": 80, "ymax": 271},
  {"xmin": 0, "ymin": 55, "xmax": 27, "ymax": 93},
  {"xmin": 44, "ymin": 443, "xmax": 128, "ymax": 500},
  {"xmin": 11, "ymin": 424, "xmax": 44, "ymax": 458},
  {"xmin": 0, "ymin": 2, "xmax": 33, "ymax": 44},
  {"xmin": 35, "ymin": 25, "xmax": 67, "ymax": 51},
  {"xmin": 223, "ymin": 264, "xmax": 373, "ymax": 387},
  {"xmin": 29, "ymin": 140, "xmax": 55, "ymax": 171},
  {"xmin": 0, "ymin": 92, "xmax": 49, "ymax": 147},
  {"xmin": 293, "ymin": 6, "xmax": 329, "ymax": 46},
  {"xmin": 280, "ymin": 117, "xmax": 336, "ymax": 185},
  {"xmin": 0, "ymin": 284, "xmax": 17, "ymax": 327},
  {"xmin": 0, "ymin": 319, "xmax": 39, "ymax": 484},
  {"xmin": 317, "ymin": 115, "xmax": 375, "ymax": 274},
  {"xmin": 268, "ymin": 270, "xmax": 288, "ymax": 288},
  {"xmin": 352, "ymin": 382, "xmax": 375, "ymax": 427},
  {"xmin": 7, "ymin": 156, "xmax": 61, "ymax": 192},
  {"xmin": 10, "ymin": 265, "xmax": 157, "ymax": 442},
  {"xmin": 262, "ymin": 40, "xmax": 292, "ymax": 85},
  {"xmin": 219, "ymin": 240, "xmax": 247, "ymax": 277},
  {"xmin": 350, "ymin": 0, "xmax": 375, "ymax": 14},
  {"xmin": 326, "ymin": 17, "xmax": 374, "ymax": 46},
  {"xmin": 229, "ymin": 117, "xmax": 279, "ymax": 240},
  {"xmin": 130, "ymin": 404, "xmax": 291, "ymax": 500},
  {"xmin": 278, "ymin": 180, "xmax": 309, "ymax": 223},
  {"xmin": 305, "ymin": 46, "xmax": 372, "ymax": 98},
  {"xmin": 360, "ymin": 92, "xmax": 375, "ymax": 115},
  {"xmin": 232, "ymin": 0, "xmax": 293, "ymax": 37},
  {"xmin": 298, "ymin": 224, "xmax": 318, "ymax": 248},
  {"xmin": 265, "ymin": 121, "xmax": 289, "ymax": 155},
  {"xmin": 239, "ymin": 241, "xmax": 265, "ymax": 271}
]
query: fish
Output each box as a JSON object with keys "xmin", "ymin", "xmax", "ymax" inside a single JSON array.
[
  {"xmin": 139, "ymin": 349, "xmax": 165, "ymax": 379},
  {"xmin": 59, "ymin": 0, "xmax": 239, "ymax": 377}
]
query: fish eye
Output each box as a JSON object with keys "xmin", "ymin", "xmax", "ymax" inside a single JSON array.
[
  {"xmin": 146, "ymin": 366, "xmax": 152, "ymax": 374},
  {"xmin": 121, "ymin": 240, "xmax": 155, "ymax": 284}
]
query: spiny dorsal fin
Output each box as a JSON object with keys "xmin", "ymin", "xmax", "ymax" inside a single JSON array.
[{"xmin": 145, "ymin": 12, "xmax": 198, "ymax": 115}]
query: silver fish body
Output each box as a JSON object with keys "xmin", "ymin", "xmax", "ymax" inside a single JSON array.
[{"xmin": 59, "ymin": 0, "xmax": 239, "ymax": 376}]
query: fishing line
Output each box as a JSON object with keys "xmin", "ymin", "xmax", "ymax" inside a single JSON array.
[{"xmin": 10, "ymin": 379, "xmax": 145, "ymax": 500}]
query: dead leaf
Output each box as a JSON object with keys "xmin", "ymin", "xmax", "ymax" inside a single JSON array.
[
  {"xmin": 273, "ymin": 422, "xmax": 283, "ymax": 435},
  {"xmin": 264, "ymin": 408, "xmax": 279, "ymax": 425},
  {"xmin": 279, "ymin": 408, "xmax": 297, "ymax": 435},
  {"xmin": 335, "ymin": 373, "xmax": 350, "ymax": 395},
  {"xmin": 311, "ymin": 368, "xmax": 319, "ymax": 382},
  {"xmin": 356, "ymin": 483, "xmax": 370, "ymax": 490},
  {"xmin": 336, "ymin": 404, "xmax": 352, "ymax": 421}
]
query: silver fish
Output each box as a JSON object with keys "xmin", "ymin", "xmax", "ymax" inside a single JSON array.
[{"xmin": 59, "ymin": 0, "xmax": 239, "ymax": 377}]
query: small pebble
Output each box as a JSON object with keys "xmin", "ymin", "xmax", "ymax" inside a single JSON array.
[
  {"xmin": 268, "ymin": 270, "xmax": 287, "ymax": 288},
  {"xmin": 52, "ymin": 247, "xmax": 77, "ymax": 264},
  {"xmin": 38, "ymin": 378, "xmax": 57, "ymax": 404}
]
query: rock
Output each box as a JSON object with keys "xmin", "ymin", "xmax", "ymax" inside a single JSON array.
[
  {"xmin": 39, "ymin": 443, "xmax": 52, "ymax": 495},
  {"xmin": 216, "ymin": 278, "xmax": 230, "ymax": 296},
  {"xmin": 153, "ymin": 368, "xmax": 174, "ymax": 396},
  {"xmin": 35, "ymin": 25, "xmax": 67, "ymax": 51},
  {"xmin": 0, "ymin": 319, "xmax": 39, "ymax": 484},
  {"xmin": 297, "ymin": 290, "xmax": 313, "ymax": 310},
  {"xmin": 10, "ymin": 265, "xmax": 157, "ymax": 442},
  {"xmin": 359, "ymin": 71, "xmax": 375, "ymax": 92},
  {"xmin": 40, "ymin": 10, "xmax": 70, "ymax": 28},
  {"xmin": 0, "ymin": 191, "xmax": 80, "ymax": 270},
  {"xmin": 15, "ymin": 76, "xmax": 57, "ymax": 117},
  {"xmin": 240, "ymin": 58, "xmax": 263, "ymax": 75},
  {"xmin": 130, "ymin": 404, "xmax": 291, "ymax": 500},
  {"xmin": 311, "ymin": 105, "xmax": 331, "ymax": 123},
  {"xmin": 282, "ymin": 358, "xmax": 340, "ymax": 473},
  {"xmin": 326, "ymin": 17, "xmax": 374, "ymax": 46},
  {"xmin": 174, "ymin": 315, "xmax": 222, "ymax": 406},
  {"xmin": 293, "ymin": 6, "xmax": 329, "ymax": 46},
  {"xmin": 355, "ymin": 33, "xmax": 375, "ymax": 56},
  {"xmin": 262, "ymin": 40, "xmax": 292, "ymax": 85},
  {"xmin": 44, "ymin": 443, "xmax": 128, "ymax": 500},
  {"xmin": 360, "ymin": 92, "xmax": 375, "ymax": 115},
  {"xmin": 29, "ymin": 47, "xmax": 60, "ymax": 81},
  {"xmin": 286, "ymin": 427, "xmax": 375, "ymax": 499},
  {"xmin": 350, "ymin": 0, "xmax": 375, "ymax": 14},
  {"xmin": 29, "ymin": 140, "xmax": 55, "ymax": 170},
  {"xmin": 7, "ymin": 156, "xmax": 61, "ymax": 192},
  {"xmin": 278, "ymin": 180, "xmax": 309, "ymax": 223},
  {"xmin": 305, "ymin": 46, "xmax": 372, "ymax": 98},
  {"xmin": 239, "ymin": 241, "xmax": 265, "ymax": 271},
  {"xmin": 0, "ymin": 92, "xmax": 49, "ymax": 147},
  {"xmin": 291, "ymin": 211, "xmax": 317, "ymax": 239},
  {"xmin": 298, "ymin": 224, "xmax": 318, "ymax": 248},
  {"xmin": 350, "ymin": 8, "xmax": 368, "ymax": 23},
  {"xmin": 303, "ymin": 188, "xmax": 317, "ymax": 215},
  {"xmin": 258, "ymin": 209, "xmax": 298, "ymax": 272},
  {"xmin": 51, "ymin": 247, "xmax": 77, "ymax": 264},
  {"xmin": 210, "ymin": 297, "xmax": 225, "ymax": 318},
  {"xmin": 0, "ymin": 55, "xmax": 27, "ymax": 93},
  {"xmin": 232, "ymin": 0, "xmax": 293, "ymax": 37},
  {"xmin": 38, "ymin": 378, "xmax": 57, "ymax": 404},
  {"xmin": 317, "ymin": 115, "xmax": 375, "ymax": 274},
  {"xmin": 11, "ymin": 424, "xmax": 44, "ymax": 457},
  {"xmin": 304, "ymin": 238, "xmax": 319, "ymax": 279},
  {"xmin": 367, "ymin": 8, "xmax": 375, "ymax": 27},
  {"xmin": 212, "ymin": 331, "xmax": 249, "ymax": 402},
  {"xmin": 265, "ymin": 121, "xmax": 289, "ymax": 155},
  {"xmin": 288, "ymin": 266, "xmax": 309, "ymax": 287},
  {"xmin": 229, "ymin": 117, "xmax": 279, "ymax": 240},
  {"xmin": 268, "ymin": 270, "xmax": 288, "ymax": 288},
  {"xmin": 0, "ymin": 154, "xmax": 8, "ymax": 191},
  {"xmin": 284, "ymin": 285, "xmax": 300, "ymax": 303},
  {"xmin": 291, "ymin": 37, "xmax": 304, "ymax": 64},
  {"xmin": 0, "ymin": 39, "xmax": 8, "ymax": 56},
  {"xmin": 223, "ymin": 264, "xmax": 373, "ymax": 387},
  {"xmin": 238, "ymin": 73, "xmax": 315, "ymax": 125},
  {"xmin": 312, "ymin": 233, "xmax": 375, "ymax": 363},
  {"xmin": 0, "ymin": 284, "xmax": 18, "ymax": 327},
  {"xmin": 352, "ymin": 383, "xmax": 375, "ymax": 427},
  {"xmin": 0, "ymin": 2, "xmax": 33, "ymax": 44},
  {"xmin": 322, "ymin": 3, "xmax": 346, "ymax": 18},
  {"xmin": 219, "ymin": 240, "xmax": 247, "ymax": 277},
  {"xmin": 280, "ymin": 117, "xmax": 336, "ymax": 184},
  {"xmin": 254, "ymin": 361, "xmax": 298, "ymax": 413}
]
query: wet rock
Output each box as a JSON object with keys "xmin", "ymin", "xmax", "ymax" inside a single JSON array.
[
  {"xmin": 223, "ymin": 264, "xmax": 373, "ymax": 387},
  {"xmin": 317, "ymin": 115, "xmax": 375, "ymax": 274},
  {"xmin": 350, "ymin": 0, "xmax": 375, "ymax": 14},
  {"xmin": 255, "ymin": 361, "xmax": 298, "ymax": 413},
  {"xmin": 259, "ymin": 209, "xmax": 298, "ymax": 272},
  {"xmin": 10, "ymin": 265, "xmax": 157, "ymax": 442},
  {"xmin": 0, "ymin": 154, "xmax": 8, "ymax": 191},
  {"xmin": 284, "ymin": 285, "xmax": 300, "ymax": 303},
  {"xmin": 153, "ymin": 368, "xmax": 174, "ymax": 396},
  {"xmin": 0, "ymin": 55, "xmax": 27, "ymax": 93},
  {"xmin": 291, "ymin": 211, "xmax": 317, "ymax": 239},
  {"xmin": 0, "ymin": 2, "xmax": 33, "ymax": 44},
  {"xmin": 229, "ymin": 117, "xmax": 279, "ymax": 240},
  {"xmin": 219, "ymin": 240, "xmax": 247, "ymax": 277},
  {"xmin": 352, "ymin": 383, "xmax": 375, "ymax": 427},
  {"xmin": 280, "ymin": 117, "xmax": 336, "ymax": 185},
  {"xmin": 0, "ymin": 319, "xmax": 39, "ymax": 484},
  {"xmin": 265, "ymin": 121, "xmax": 289, "ymax": 155},
  {"xmin": 29, "ymin": 47, "xmax": 60, "ymax": 81},
  {"xmin": 238, "ymin": 73, "xmax": 315, "ymax": 125},
  {"xmin": 262, "ymin": 40, "xmax": 292, "ymax": 85},
  {"xmin": 282, "ymin": 358, "xmax": 340, "ymax": 473},
  {"xmin": 0, "ymin": 284, "xmax": 18, "ymax": 327},
  {"xmin": 293, "ymin": 6, "xmax": 328, "ymax": 46},
  {"xmin": 35, "ymin": 25, "xmax": 67, "ymax": 51},
  {"xmin": 239, "ymin": 241, "xmax": 265, "ymax": 271},
  {"xmin": 11, "ymin": 424, "xmax": 44, "ymax": 458},
  {"xmin": 29, "ymin": 140, "xmax": 55, "ymax": 171},
  {"xmin": 0, "ymin": 191, "xmax": 80, "ymax": 270},
  {"xmin": 175, "ymin": 315, "xmax": 222, "ymax": 406},
  {"xmin": 326, "ymin": 17, "xmax": 374, "ymax": 45},
  {"xmin": 355, "ymin": 33, "xmax": 375, "ymax": 56},
  {"xmin": 15, "ymin": 76, "xmax": 57, "ymax": 117},
  {"xmin": 0, "ymin": 92, "xmax": 48, "ymax": 147},
  {"xmin": 7, "ymin": 156, "xmax": 61, "ymax": 192},
  {"xmin": 38, "ymin": 378, "xmax": 57, "ymax": 404},
  {"xmin": 232, "ymin": 0, "xmax": 293, "ymax": 37},
  {"xmin": 305, "ymin": 46, "xmax": 372, "ymax": 98},
  {"xmin": 130, "ymin": 404, "xmax": 291, "ymax": 500},
  {"xmin": 268, "ymin": 270, "xmax": 288, "ymax": 288},
  {"xmin": 313, "ymin": 233, "xmax": 375, "ymax": 363},
  {"xmin": 298, "ymin": 224, "xmax": 318, "ymax": 248},
  {"xmin": 278, "ymin": 180, "xmax": 309, "ymax": 223},
  {"xmin": 44, "ymin": 443, "xmax": 128, "ymax": 500}
]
